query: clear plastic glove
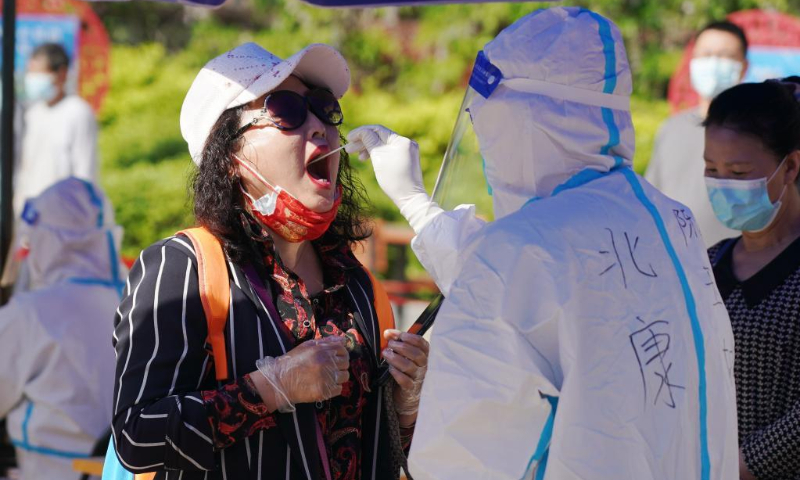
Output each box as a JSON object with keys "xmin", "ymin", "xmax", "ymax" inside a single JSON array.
[
  {"xmin": 255, "ymin": 336, "xmax": 349, "ymax": 413},
  {"xmin": 346, "ymin": 125, "xmax": 443, "ymax": 234},
  {"xmin": 382, "ymin": 329, "xmax": 429, "ymax": 417}
]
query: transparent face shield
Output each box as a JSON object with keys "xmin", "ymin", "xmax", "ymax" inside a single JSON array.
[{"xmin": 431, "ymin": 86, "xmax": 495, "ymax": 222}]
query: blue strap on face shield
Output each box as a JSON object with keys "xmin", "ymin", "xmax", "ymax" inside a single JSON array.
[{"xmin": 470, "ymin": 51, "xmax": 504, "ymax": 99}]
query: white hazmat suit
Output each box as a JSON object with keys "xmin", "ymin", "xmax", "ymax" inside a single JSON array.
[
  {"xmin": 0, "ymin": 177, "xmax": 123, "ymax": 479},
  {"xmin": 349, "ymin": 7, "xmax": 739, "ymax": 480}
]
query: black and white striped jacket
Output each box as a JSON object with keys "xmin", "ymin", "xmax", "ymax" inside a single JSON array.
[{"xmin": 110, "ymin": 235, "xmax": 397, "ymax": 479}]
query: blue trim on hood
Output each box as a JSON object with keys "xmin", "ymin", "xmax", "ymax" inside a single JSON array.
[
  {"xmin": 75, "ymin": 180, "xmax": 125, "ymax": 297},
  {"xmin": 586, "ymin": 10, "xmax": 618, "ymax": 94},
  {"xmin": 79, "ymin": 178, "xmax": 104, "ymax": 228},
  {"xmin": 585, "ymin": 10, "xmax": 625, "ymax": 169},
  {"xmin": 524, "ymin": 166, "xmax": 625, "ymax": 207},
  {"xmin": 107, "ymin": 230, "xmax": 124, "ymax": 297}
]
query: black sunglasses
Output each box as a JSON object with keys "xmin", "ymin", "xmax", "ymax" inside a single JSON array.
[{"xmin": 236, "ymin": 88, "xmax": 343, "ymax": 137}]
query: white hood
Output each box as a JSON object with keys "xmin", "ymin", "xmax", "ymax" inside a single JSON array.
[
  {"xmin": 470, "ymin": 7, "xmax": 635, "ymax": 219},
  {"xmin": 17, "ymin": 177, "xmax": 124, "ymax": 291}
]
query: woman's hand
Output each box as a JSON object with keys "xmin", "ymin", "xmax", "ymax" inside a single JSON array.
[
  {"xmin": 382, "ymin": 329, "xmax": 429, "ymax": 425},
  {"xmin": 252, "ymin": 336, "xmax": 349, "ymax": 413}
]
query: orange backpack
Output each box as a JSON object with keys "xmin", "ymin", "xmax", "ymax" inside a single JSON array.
[{"xmin": 179, "ymin": 227, "xmax": 396, "ymax": 381}]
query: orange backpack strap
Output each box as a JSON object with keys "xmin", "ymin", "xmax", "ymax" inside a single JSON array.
[
  {"xmin": 179, "ymin": 227, "xmax": 231, "ymax": 381},
  {"xmin": 361, "ymin": 266, "xmax": 395, "ymax": 352}
]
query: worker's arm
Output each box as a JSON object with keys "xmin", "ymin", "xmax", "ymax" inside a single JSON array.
[
  {"xmin": 347, "ymin": 125, "xmax": 487, "ymax": 295},
  {"xmin": 410, "ymin": 205, "xmax": 485, "ymax": 296}
]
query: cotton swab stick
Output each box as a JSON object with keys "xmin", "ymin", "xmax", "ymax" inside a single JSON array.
[{"xmin": 307, "ymin": 145, "xmax": 348, "ymax": 166}]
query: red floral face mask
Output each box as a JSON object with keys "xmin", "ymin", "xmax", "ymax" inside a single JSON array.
[{"xmin": 235, "ymin": 156, "xmax": 341, "ymax": 243}]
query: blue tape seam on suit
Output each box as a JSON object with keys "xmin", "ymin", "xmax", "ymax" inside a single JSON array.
[
  {"xmin": 10, "ymin": 402, "xmax": 91, "ymax": 459},
  {"xmin": 621, "ymin": 168, "xmax": 711, "ymax": 480}
]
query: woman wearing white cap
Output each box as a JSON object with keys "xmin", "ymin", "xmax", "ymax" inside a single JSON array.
[{"xmin": 108, "ymin": 43, "xmax": 428, "ymax": 480}]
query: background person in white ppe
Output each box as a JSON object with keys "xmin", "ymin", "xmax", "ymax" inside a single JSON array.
[
  {"xmin": 348, "ymin": 7, "xmax": 739, "ymax": 479},
  {"xmin": 645, "ymin": 21, "xmax": 749, "ymax": 247},
  {"xmin": 0, "ymin": 177, "xmax": 123, "ymax": 479}
]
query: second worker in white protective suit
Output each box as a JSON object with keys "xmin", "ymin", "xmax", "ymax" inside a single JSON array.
[
  {"xmin": 347, "ymin": 7, "xmax": 739, "ymax": 480},
  {"xmin": 0, "ymin": 177, "xmax": 123, "ymax": 479}
]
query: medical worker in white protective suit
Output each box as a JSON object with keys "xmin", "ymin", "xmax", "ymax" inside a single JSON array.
[
  {"xmin": 347, "ymin": 7, "xmax": 739, "ymax": 480},
  {"xmin": 0, "ymin": 177, "xmax": 122, "ymax": 479}
]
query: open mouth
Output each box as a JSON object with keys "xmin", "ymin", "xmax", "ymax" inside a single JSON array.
[{"xmin": 306, "ymin": 158, "xmax": 333, "ymax": 187}]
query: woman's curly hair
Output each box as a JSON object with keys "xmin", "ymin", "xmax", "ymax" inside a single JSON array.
[{"xmin": 190, "ymin": 104, "xmax": 372, "ymax": 264}]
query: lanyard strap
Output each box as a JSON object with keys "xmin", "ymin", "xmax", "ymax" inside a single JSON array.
[
  {"xmin": 241, "ymin": 263, "xmax": 333, "ymax": 480},
  {"xmin": 242, "ymin": 264, "xmax": 294, "ymax": 346},
  {"xmin": 316, "ymin": 423, "xmax": 333, "ymax": 480}
]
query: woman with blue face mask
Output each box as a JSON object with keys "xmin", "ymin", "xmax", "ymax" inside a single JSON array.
[{"xmin": 704, "ymin": 77, "xmax": 800, "ymax": 480}]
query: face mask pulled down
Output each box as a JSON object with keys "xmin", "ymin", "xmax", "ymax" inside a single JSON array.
[
  {"xmin": 705, "ymin": 157, "xmax": 788, "ymax": 232},
  {"xmin": 235, "ymin": 156, "xmax": 341, "ymax": 243}
]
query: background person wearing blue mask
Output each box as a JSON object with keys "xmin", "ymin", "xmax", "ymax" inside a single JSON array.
[
  {"xmin": 645, "ymin": 21, "xmax": 748, "ymax": 247},
  {"xmin": 350, "ymin": 7, "xmax": 739, "ymax": 479},
  {"xmin": 704, "ymin": 78, "xmax": 800, "ymax": 480},
  {"xmin": 14, "ymin": 43, "xmax": 99, "ymax": 215},
  {"xmin": 0, "ymin": 177, "xmax": 123, "ymax": 479}
]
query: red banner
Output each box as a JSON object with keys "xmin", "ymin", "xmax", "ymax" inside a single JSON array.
[
  {"xmin": 1, "ymin": 0, "xmax": 110, "ymax": 111},
  {"xmin": 668, "ymin": 10, "xmax": 800, "ymax": 112}
]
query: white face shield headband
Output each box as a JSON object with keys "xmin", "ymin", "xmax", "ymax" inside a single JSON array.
[{"xmin": 431, "ymin": 50, "xmax": 632, "ymax": 220}]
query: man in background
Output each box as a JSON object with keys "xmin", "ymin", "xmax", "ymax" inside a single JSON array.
[
  {"xmin": 645, "ymin": 21, "xmax": 748, "ymax": 246},
  {"xmin": 14, "ymin": 43, "xmax": 98, "ymax": 214}
]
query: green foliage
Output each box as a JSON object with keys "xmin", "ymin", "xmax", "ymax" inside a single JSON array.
[
  {"xmin": 341, "ymin": 89, "xmax": 464, "ymax": 220},
  {"xmin": 102, "ymin": 158, "xmax": 195, "ymax": 258},
  {"xmin": 94, "ymin": 0, "xmax": 800, "ymax": 258},
  {"xmin": 631, "ymin": 96, "xmax": 671, "ymax": 174},
  {"xmin": 98, "ymin": 44, "xmax": 197, "ymax": 256}
]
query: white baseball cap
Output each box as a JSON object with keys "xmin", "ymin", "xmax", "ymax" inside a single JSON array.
[{"xmin": 180, "ymin": 42, "xmax": 351, "ymax": 164}]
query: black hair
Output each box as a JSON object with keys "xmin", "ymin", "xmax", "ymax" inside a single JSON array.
[
  {"xmin": 190, "ymin": 104, "xmax": 371, "ymax": 264},
  {"xmin": 697, "ymin": 21, "xmax": 749, "ymax": 56},
  {"xmin": 703, "ymin": 77, "xmax": 800, "ymax": 162},
  {"xmin": 31, "ymin": 43, "xmax": 70, "ymax": 72}
]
